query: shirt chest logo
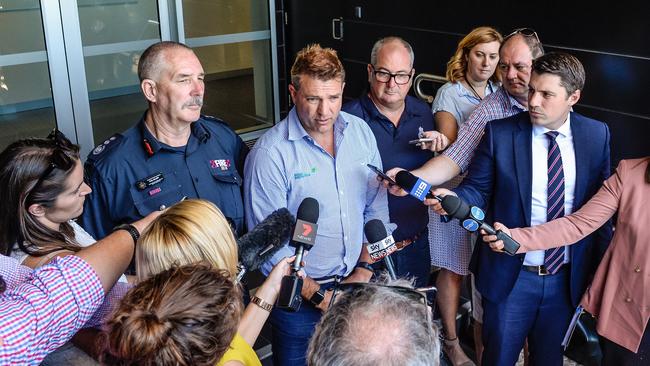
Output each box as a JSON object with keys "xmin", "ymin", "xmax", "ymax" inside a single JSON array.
[
  {"xmin": 210, "ymin": 159, "xmax": 231, "ymax": 171},
  {"xmin": 294, "ymin": 167, "xmax": 317, "ymax": 180}
]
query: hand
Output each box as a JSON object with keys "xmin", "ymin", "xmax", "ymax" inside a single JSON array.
[
  {"xmin": 265, "ymin": 256, "xmax": 305, "ymax": 295},
  {"xmin": 418, "ymin": 130, "xmax": 450, "ymax": 152},
  {"xmin": 481, "ymin": 222, "xmax": 512, "ymax": 253},
  {"xmin": 131, "ymin": 210, "xmax": 163, "ymax": 235},
  {"xmin": 426, "ymin": 188, "xmax": 456, "ymax": 214},
  {"xmin": 384, "ymin": 167, "xmax": 408, "ymax": 196}
]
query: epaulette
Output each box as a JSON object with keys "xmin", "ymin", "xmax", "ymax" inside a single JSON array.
[
  {"xmin": 87, "ymin": 133, "xmax": 124, "ymax": 162},
  {"xmin": 201, "ymin": 114, "xmax": 229, "ymax": 126}
]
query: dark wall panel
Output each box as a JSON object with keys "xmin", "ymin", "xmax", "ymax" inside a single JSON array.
[{"xmin": 278, "ymin": 0, "xmax": 650, "ymax": 166}]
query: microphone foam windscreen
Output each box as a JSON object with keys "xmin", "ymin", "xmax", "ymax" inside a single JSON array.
[
  {"xmin": 296, "ymin": 197, "xmax": 319, "ymax": 223},
  {"xmin": 395, "ymin": 170, "xmax": 418, "ymax": 191},
  {"xmin": 364, "ymin": 219, "xmax": 388, "ymax": 243},
  {"xmin": 238, "ymin": 208, "xmax": 294, "ymax": 271},
  {"xmin": 441, "ymin": 195, "xmax": 470, "ymax": 220}
]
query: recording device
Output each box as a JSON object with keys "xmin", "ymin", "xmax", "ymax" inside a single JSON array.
[
  {"xmin": 408, "ymin": 138, "xmax": 434, "ymax": 145},
  {"xmin": 363, "ymin": 219, "xmax": 397, "ymax": 280},
  {"xmin": 394, "ymin": 170, "xmax": 440, "ymax": 202},
  {"xmin": 440, "ymin": 195, "xmax": 521, "ymax": 255},
  {"xmin": 236, "ymin": 208, "xmax": 295, "ymax": 282},
  {"xmin": 367, "ymin": 164, "xmax": 397, "ymax": 185},
  {"xmin": 394, "ymin": 170, "xmax": 450, "ymax": 223},
  {"xmin": 277, "ymin": 197, "xmax": 319, "ymax": 311}
]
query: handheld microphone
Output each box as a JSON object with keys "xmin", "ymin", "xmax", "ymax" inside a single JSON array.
[
  {"xmin": 236, "ymin": 208, "xmax": 295, "ymax": 281},
  {"xmin": 277, "ymin": 197, "xmax": 320, "ymax": 311},
  {"xmin": 363, "ymin": 219, "xmax": 397, "ymax": 280},
  {"xmin": 395, "ymin": 170, "xmax": 449, "ymax": 222},
  {"xmin": 440, "ymin": 195, "xmax": 521, "ymax": 255}
]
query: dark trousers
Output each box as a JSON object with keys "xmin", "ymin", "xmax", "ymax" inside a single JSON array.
[
  {"xmin": 482, "ymin": 267, "xmax": 573, "ymax": 366},
  {"xmin": 391, "ymin": 229, "xmax": 431, "ymax": 288},
  {"xmin": 269, "ymin": 283, "xmax": 334, "ymax": 366},
  {"xmin": 602, "ymin": 321, "xmax": 650, "ymax": 366}
]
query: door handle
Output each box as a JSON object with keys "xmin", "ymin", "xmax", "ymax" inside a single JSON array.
[{"xmin": 332, "ymin": 17, "xmax": 343, "ymax": 40}]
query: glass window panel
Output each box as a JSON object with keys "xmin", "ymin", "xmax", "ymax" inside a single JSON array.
[
  {"xmin": 194, "ymin": 40, "xmax": 274, "ymax": 133},
  {"xmin": 75, "ymin": 1, "xmax": 161, "ymax": 144},
  {"xmin": 183, "ymin": 0, "xmax": 269, "ymax": 37},
  {"xmin": 0, "ymin": 3, "xmax": 56, "ymax": 149}
]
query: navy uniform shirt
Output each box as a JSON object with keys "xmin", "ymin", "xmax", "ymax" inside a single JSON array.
[
  {"xmin": 343, "ymin": 94, "xmax": 434, "ymax": 241},
  {"xmin": 81, "ymin": 114, "xmax": 248, "ymax": 239}
]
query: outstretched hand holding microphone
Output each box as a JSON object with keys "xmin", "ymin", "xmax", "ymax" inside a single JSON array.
[{"xmin": 387, "ymin": 169, "xmax": 521, "ymax": 255}]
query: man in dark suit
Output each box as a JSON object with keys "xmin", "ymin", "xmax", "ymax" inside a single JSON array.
[{"xmin": 432, "ymin": 52, "xmax": 612, "ymax": 365}]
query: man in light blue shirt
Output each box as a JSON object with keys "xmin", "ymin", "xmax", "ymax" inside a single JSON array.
[{"xmin": 244, "ymin": 44, "xmax": 392, "ymax": 366}]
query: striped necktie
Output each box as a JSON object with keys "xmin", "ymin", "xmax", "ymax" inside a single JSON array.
[{"xmin": 544, "ymin": 131, "xmax": 566, "ymax": 274}]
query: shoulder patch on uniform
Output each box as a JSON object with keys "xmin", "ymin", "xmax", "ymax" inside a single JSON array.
[
  {"xmin": 201, "ymin": 114, "xmax": 229, "ymax": 126},
  {"xmin": 88, "ymin": 134, "xmax": 124, "ymax": 161}
]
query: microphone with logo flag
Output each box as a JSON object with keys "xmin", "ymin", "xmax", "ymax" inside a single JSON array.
[
  {"xmin": 394, "ymin": 170, "xmax": 450, "ymax": 222},
  {"xmin": 364, "ymin": 219, "xmax": 397, "ymax": 280},
  {"xmin": 276, "ymin": 197, "xmax": 319, "ymax": 311},
  {"xmin": 236, "ymin": 207, "xmax": 295, "ymax": 282},
  {"xmin": 441, "ymin": 195, "xmax": 521, "ymax": 255}
]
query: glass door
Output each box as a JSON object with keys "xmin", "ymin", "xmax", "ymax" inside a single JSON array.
[
  {"xmin": 178, "ymin": 0, "xmax": 278, "ymax": 138},
  {"xmin": 0, "ymin": 1, "xmax": 65, "ymax": 147},
  {"xmin": 72, "ymin": 0, "xmax": 164, "ymax": 145}
]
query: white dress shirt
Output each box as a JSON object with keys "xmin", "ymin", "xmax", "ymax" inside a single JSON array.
[{"xmin": 524, "ymin": 114, "xmax": 575, "ymax": 266}]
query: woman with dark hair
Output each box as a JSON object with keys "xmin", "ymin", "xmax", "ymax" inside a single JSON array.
[
  {"xmin": 102, "ymin": 263, "xmax": 242, "ymax": 366},
  {"xmin": 485, "ymin": 158, "xmax": 650, "ymax": 365},
  {"xmin": 0, "ymin": 130, "xmax": 96, "ymax": 268}
]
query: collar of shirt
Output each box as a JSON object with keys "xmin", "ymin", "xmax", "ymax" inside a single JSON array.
[
  {"xmin": 455, "ymin": 80, "xmax": 498, "ymax": 101},
  {"xmin": 286, "ymin": 106, "xmax": 349, "ymax": 143},
  {"xmin": 531, "ymin": 113, "xmax": 572, "ymax": 140},
  {"xmin": 504, "ymin": 89, "xmax": 528, "ymax": 113},
  {"xmin": 137, "ymin": 114, "xmax": 211, "ymax": 157},
  {"xmin": 359, "ymin": 94, "xmax": 422, "ymax": 130}
]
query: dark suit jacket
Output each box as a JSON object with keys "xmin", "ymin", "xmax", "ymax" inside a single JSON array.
[{"xmin": 455, "ymin": 111, "xmax": 612, "ymax": 306}]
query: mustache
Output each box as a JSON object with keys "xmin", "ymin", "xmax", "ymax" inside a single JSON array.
[{"xmin": 182, "ymin": 97, "xmax": 203, "ymax": 108}]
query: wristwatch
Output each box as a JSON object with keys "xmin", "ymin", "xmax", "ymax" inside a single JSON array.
[
  {"xmin": 113, "ymin": 223, "xmax": 140, "ymax": 244},
  {"xmin": 309, "ymin": 288, "xmax": 326, "ymax": 306}
]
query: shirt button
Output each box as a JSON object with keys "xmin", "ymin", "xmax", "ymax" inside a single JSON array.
[
  {"xmin": 635, "ymin": 267, "xmax": 641, "ymax": 273},
  {"xmin": 342, "ymin": 213, "xmax": 346, "ymax": 218},
  {"xmin": 344, "ymin": 236, "xmax": 348, "ymax": 240},
  {"xmin": 339, "ymin": 191, "xmax": 344, "ymax": 195},
  {"xmin": 159, "ymin": 204, "xmax": 166, "ymax": 211},
  {"xmin": 625, "ymin": 297, "xmax": 632, "ymax": 303}
]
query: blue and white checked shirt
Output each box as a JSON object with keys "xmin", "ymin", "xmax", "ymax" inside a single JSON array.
[{"xmin": 244, "ymin": 107, "xmax": 393, "ymax": 278}]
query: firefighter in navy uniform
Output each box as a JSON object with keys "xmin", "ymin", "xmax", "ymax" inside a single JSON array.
[{"xmin": 81, "ymin": 41, "xmax": 248, "ymax": 239}]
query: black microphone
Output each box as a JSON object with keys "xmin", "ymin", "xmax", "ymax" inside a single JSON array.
[
  {"xmin": 395, "ymin": 170, "xmax": 438, "ymax": 201},
  {"xmin": 441, "ymin": 195, "xmax": 521, "ymax": 255},
  {"xmin": 236, "ymin": 208, "xmax": 295, "ymax": 281},
  {"xmin": 277, "ymin": 197, "xmax": 320, "ymax": 311},
  {"xmin": 364, "ymin": 219, "xmax": 397, "ymax": 280},
  {"xmin": 395, "ymin": 170, "xmax": 450, "ymax": 222}
]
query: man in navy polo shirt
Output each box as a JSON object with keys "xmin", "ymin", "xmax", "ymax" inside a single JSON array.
[{"xmin": 343, "ymin": 37, "xmax": 434, "ymax": 287}]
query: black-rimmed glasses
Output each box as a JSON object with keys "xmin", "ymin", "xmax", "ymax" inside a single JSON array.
[
  {"xmin": 371, "ymin": 65, "xmax": 413, "ymax": 85},
  {"xmin": 333, "ymin": 282, "xmax": 437, "ymax": 323},
  {"xmin": 27, "ymin": 129, "xmax": 75, "ymax": 201}
]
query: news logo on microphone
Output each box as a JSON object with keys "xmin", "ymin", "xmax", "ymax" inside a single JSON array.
[
  {"xmin": 366, "ymin": 235, "xmax": 398, "ymax": 262},
  {"xmin": 292, "ymin": 219, "xmax": 318, "ymax": 249}
]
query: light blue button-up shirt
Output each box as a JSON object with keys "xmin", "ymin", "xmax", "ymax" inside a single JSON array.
[{"xmin": 244, "ymin": 107, "xmax": 393, "ymax": 278}]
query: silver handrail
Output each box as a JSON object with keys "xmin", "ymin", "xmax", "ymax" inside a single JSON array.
[{"xmin": 413, "ymin": 73, "xmax": 447, "ymax": 103}]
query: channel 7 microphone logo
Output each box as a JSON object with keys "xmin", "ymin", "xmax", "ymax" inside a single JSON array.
[{"xmin": 293, "ymin": 219, "xmax": 318, "ymax": 249}]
